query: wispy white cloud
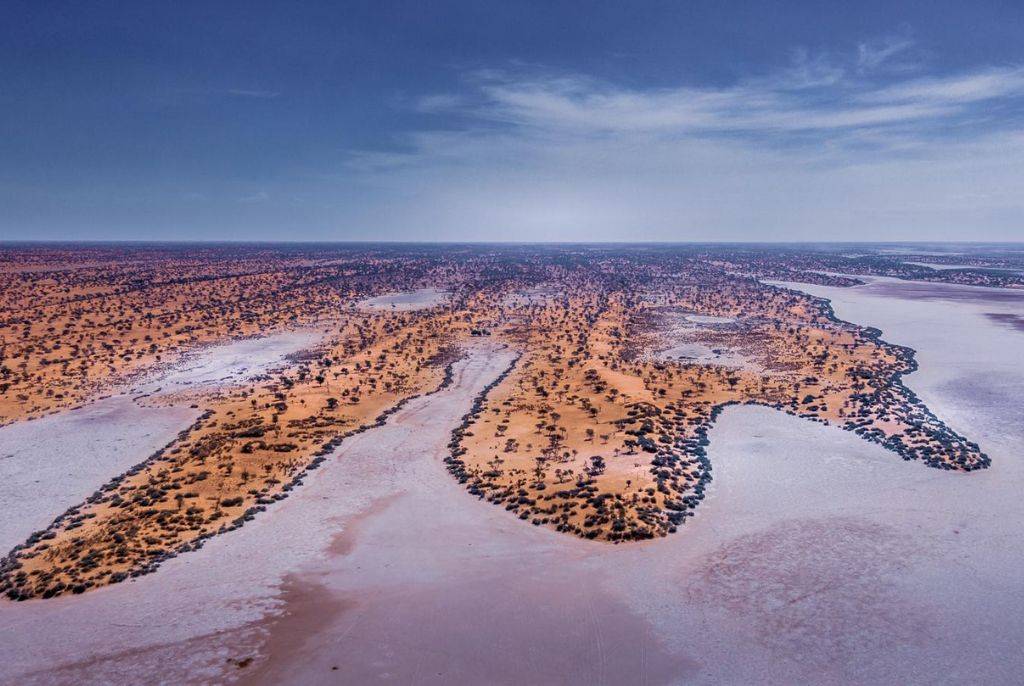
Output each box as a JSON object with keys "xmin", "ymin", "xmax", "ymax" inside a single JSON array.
[
  {"xmin": 857, "ymin": 33, "xmax": 916, "ymax": 71},
  {"xmin": 238, "ymin": 190, "xmax": 270, "ymax": 203},
  {"xmin": 415, "ymin": 93, "xmax": 466, "ymax": 113},
  {"xmin": 337, "ymin": 41, "xmax": 1024, "ymax": 241},
  {"xmin": 423, "ymin": 60, "xmax": 1023, "ymax": 137},
  {"xmin": 226, "ymin": 89, "xmax": 281, "ymax": 99},
  {"xmin": 778, "ymin": 47, "xmax": 847, "ymax": 88},
  {"xmin": 860, "ymin": 67, "xmax": 1024, "ymax": 105}
]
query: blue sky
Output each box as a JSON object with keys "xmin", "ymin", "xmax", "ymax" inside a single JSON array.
[{"xmin": 2, "ymin": 1, "xmax": 1023, "ymax": 242}]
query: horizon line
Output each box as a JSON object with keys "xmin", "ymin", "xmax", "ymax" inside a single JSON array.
[{"xmin": 3, "ymin": 239, "xmax": 1024, "ymax": 247}]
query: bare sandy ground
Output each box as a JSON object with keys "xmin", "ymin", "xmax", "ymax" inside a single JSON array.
[
  {"xmin": 358, "ymin": 288, "xmax": 449, "ymax": 311},
  {"xmin": 0, "ymin": 397, "xmax": 197, "ymax": 556},
  {"xmin": 654, "ymin": 312, "xmax": 758, "ymax": 371},
  {"xmin": 658, "ymin": 341, "xmax": 757, "ymax": 370},
  {"xmin": 902, "ymin": 261, "xmax": 1024, "ymax": 273},
  {"xmin": 0, "ymin": 343, "xmax": 527, "ymax": 684},
  {"xmin": 251, "ymin": 278, "xmax": 1023, "ymax": 685},
  {"xmin": 247, "ymin": 343, "xmax": 694, "ymax": 684},
  {"xmin": 701, "ymin": 277, "xmax": 1023, "ymax": 683},
  {"xmin": 787, "ymin": 273, "xmax": 1024, "ymax": 305},
  {"xmin": 684, "ymin": 314, "xmax": 735, "ymax": 324},
  {"xmin": 0, "ymin": 331, "xmax": 320, "ymax": 575},
  {"xmin": 1, "ymin": 281, "xmax": 1022, "ymax": 684},
  {"xmin": 134, "ymin": 330, "xmax": 323, "ymax": 393}
]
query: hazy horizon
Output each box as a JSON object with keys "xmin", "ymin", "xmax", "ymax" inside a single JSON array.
[{"xmin": 3, "ymin": 239, "xmax": 1024, "ymax": 247}]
